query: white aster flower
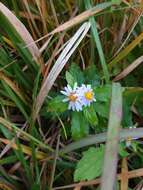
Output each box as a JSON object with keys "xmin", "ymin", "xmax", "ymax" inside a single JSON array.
[
  {"xmin": 125, "ymin": 126, "xmax": 138, "ymax": 147},
  {"xmin": 60, "ymin": 83, "xmax": 82, "ymax": 111},
  {"xmin": 77, "ymin": 84, "xmax": 96, "ymax": 107}
]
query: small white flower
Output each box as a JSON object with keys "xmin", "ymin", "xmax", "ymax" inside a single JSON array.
[
  {"xmin": 60, "ymin": 83, "xmax": 82, "ymax": 111},
  {"xmin": 77, "ymin": 84, "xmax": 96, "ymax": 107},
  {"xmin": 125, "ymin": 126, "xmax": 138, "ymax": 147}
]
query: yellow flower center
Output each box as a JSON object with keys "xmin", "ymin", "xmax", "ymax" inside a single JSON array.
[
  {"xmin": 69, "ymin": 93, "xmax": 77, "ymax": 102},
  {"xmin": 127, "ymin": 137, "xmax": 132, "ymax": 141},
  {"xmin": 84, "ymin": 91, "xmax": 94, "ymax": 100}
]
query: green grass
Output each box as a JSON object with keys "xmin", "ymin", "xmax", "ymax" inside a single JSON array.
[{"xmin": 0, "ymin": 1, "xmax": 143, "ymax": 190}]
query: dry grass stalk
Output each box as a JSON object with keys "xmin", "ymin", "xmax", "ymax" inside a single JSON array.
[
  {"xmin": 53, "ymin": 167, "xmax": 143, "ymax": 189},
  {"xmin": 120, "ymin": 158, "xmax": 129, "ymax": 190},
  {"xmin": 113, "ymin": 55, "xmax": 143, "ymax": 81}
]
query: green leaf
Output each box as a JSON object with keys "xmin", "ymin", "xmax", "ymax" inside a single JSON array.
[
  {"xmin": 84, "ymin": 65, "xmax": 100, "ymax": 86},
  {"xmin": 112, "ymin": 0, "xmax": 121, "ymax": 4},
  {"xmin": 131, "ymin": 141, "xmax": 138, "ymax": 152},
  {"xmin": 68, "ymin": 63, "xmax": 84, "ymax": 85},
  {"xmin": 0, "ymin": 8, "xmax": 39, "ymax": 71},
  {"xmin": 31, "ymin": 183, "xmax": 40, "ymax": 190},
  {"xmin": 83, "ymin": 105, "xmax": 98, "ymax": 127},
  {"xmin": 71, "ymin": 112, "xmax": 89, "ymax": 140},
  {"xmin": 122, "ymin": 98, "xmax": 133, "ymax": 127},
  {"xmin": 94, "ymin": 102, "xmax": 110, "ymax": 118},
  {"xmin": 0, "ymin": 124, "xmax": 13, "ymax": 139},
  {"xmin": 84, "ymin": 0, "xmax": 110, "ymax": 83},
  {"xmin": 0, "ymin": 155, "xmax": 18, "ymax": 165},
  {"xmin": 15, "ymin": 137, "xmax": 33, "ymax": 183},
  {"xmin": 48, "ymin": 95, "xmax": 68, "ymax": 113},
  {"xmin": 32, "ymin": 68, "xmax": 41, "ymax": 100},
  {"xmin": 65, "ymin": 71, "xmax": 75, "ymax": 87},
  {"xmin": 118, "ymin": 143, "xmax": 129, "ymax": 158},
  {"xmin": 74, "ymin": 146, "xmax": 104, "ymax": 181},
  {"xmin": 94, "ymin": 85, "xmax": 112, "ymax": 102},
  {"xmin": 1, "ymin": 80, "xmax": 29, "ymax": 119}
]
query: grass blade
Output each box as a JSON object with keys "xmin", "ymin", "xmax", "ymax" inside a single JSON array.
[
  {"xmin": 109, "ymin": 32, "xmax": 143, "ymax": 69},
  {"xmin": 0, "ymin": 117, "xmax": 54, "ymax": 152},
  {"xmin": 60, "ymin": 127, "xmax": 143, "ymax": 154},
  {"xmin": 0, "ymin": 138, "xmax": 47, "ymax": 160},
  {"xmin": 113, "ymin": 55, "xmax": 143, "ymax": 81},
  {"xmin": 84, "ymin": 0, "xmax": 110, "ymax": 83},
  {"xmin": 0, "ymin": 2, "xmax": 42, "ymax": 68}
]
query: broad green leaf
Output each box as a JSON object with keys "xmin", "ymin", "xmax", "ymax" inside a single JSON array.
[
  {"xmin": 65, "ymin": 71, "xmax": 75, "ymax": 87},
  {"xmin": 83, "ymin": 105, "xmax": 98, "ymax": 127},
  {"xmin": 68, "ymin": 63, "xmax": 84, "ymax": 85},
  {"xmin": 48, "ymin": 95, "xmax": 68, "ymax": 113},
  {"xmin": 74, "ymin": 146, "xmax": 104, "ymax": 181},
  {"xmin": 71, "ymin": 112, "xmax": 89, "ymax": 140}
]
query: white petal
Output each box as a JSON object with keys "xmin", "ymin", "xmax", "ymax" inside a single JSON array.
[
  {"xmin": 75, "ymin": 102, "xmax": 82, "ymax": 111},
  {"xmin": 71, "ymin": 103, "xmax": 75, "ymax": 111},
  {"xmin": 60, "ymin": 90, "xmax": 68, "ymax": 96},
  {"xmin": 73, "ymin": 82, "xmax": 77, "ymax": 91},
  {"xmin": 64, "ymin": 86, "xmax": 69, "ymax": 92},
  {"xmin": 82, "ymin": 84, "xmax": 86, "ymax": 88},
  {"xmin": 68, "ymin": 102, "xmax": 72, "ymax": 110},
  {"xmin": 63, "ymin": 98, "xmax": 69, "ymax": 102},
  {"xmin": 87, "ymin": 84, "xmax": 91, "ymax": 89},
  {"xmin": 67, "ymin": 84, "xmax": 72, "ymax": 92}
]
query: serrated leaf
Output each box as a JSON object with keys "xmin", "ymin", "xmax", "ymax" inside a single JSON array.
[
  {"xmin": 68, "ymin": 63, "xmax": 84, "ymax": 85},
  {"xmin": 71, "ymin": 112, "xmax": 89, "ymax": 140},
  {"xmin": 65, "ymin": 71, "xmax": 75, "ymax": 87},
  {"xmin": 83, "ymin": 105, "xmax": 98, "ymax": 127},
  {"xmin": 48, "ymin": 95, "xmax": 67, "ymax": 113},
  {"xmin": 74, "ymin": 146, "xmax": 104, "ymax": 181}
]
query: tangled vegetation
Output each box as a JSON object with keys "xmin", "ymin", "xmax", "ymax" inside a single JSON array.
[{"xmin": 0, "ymin": 0, "xmax": 143, "ymax": 189}]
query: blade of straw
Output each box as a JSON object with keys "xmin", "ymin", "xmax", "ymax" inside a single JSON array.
[{"xmin": 101, "ymin": 83, "xmax": 122, "ymax": 190}]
